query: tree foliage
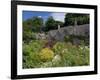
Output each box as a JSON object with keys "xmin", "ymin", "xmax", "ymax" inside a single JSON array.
[
  {"xmin": 32, "ymin": 17, "xmax": 43, "ymax": 32},
  {"xmin": 64, "ymin": 13, "xmax": 89, "ymax": 26},
  {"xmin": 45, "ymin": 16, "xmax": 56, "ymax": 31},
  {"xmin": 23, "ymin": 19, "xmax": 33, "ymax": 42},
  {"xmin": 55, "ymin": 21, "xmax": 64, "ymax": 27},
  {"xmin": 45, "ymin": 16, "xmax": 64, "ymax": 31},
  {"xmin": 23, "ymin": 17, "xmax": 43, "ymax": 42}
]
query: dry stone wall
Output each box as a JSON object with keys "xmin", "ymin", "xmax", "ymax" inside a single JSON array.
[{"xmin": 47, "ymin": 24, "xmax": 89, "ymax": 41}]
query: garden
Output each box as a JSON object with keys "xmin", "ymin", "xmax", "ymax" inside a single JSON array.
[{"xmin": 22, "ymin": 12, "xmax": 90, "ymax": 68}]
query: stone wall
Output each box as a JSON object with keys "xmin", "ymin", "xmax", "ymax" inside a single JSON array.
[{"xmin": 47, "ymin": 24, "xmax": 89, "ymax": 41}]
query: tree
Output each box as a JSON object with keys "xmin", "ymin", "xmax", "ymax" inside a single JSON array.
[
  {"xmin": 55, "ymin": 21, "xmax": 64, "ymax": 28},
  {"xmin": 23, "ymin": 19, "xmax": 33, "ymax": 42},
  {"xmin": 45, "ymin": 17, "xmax": 64, "ymax": 31},
  {"xmin": 32, "ymin": 17, "xmax": 43, "ymax": 32},
  {"xmin": 64, "ymin": 13, "xmax": 89, "ymax": 26},
  {"xmin": 23, "ymin": 19, "xmax": 33, "ymax": 32},
  {"xmin": 23, "ymin": 17, "xmax": 44, "ymax": 42},
  {"xmin": 45, "ymin": 16, "xmax": 56, "ymax": 31}
]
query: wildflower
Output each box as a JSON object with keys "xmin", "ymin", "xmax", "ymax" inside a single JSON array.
[
  {"xmin": 62, "ymin": 49, "xmax": 68, "ymax": 53},
  {"xmin": 52, "ymin": 55, "xmax": 61, "ymax": 62},
  {"xmin": 52, "ymin": 55, "xmax": 61, "ymax": 66}
]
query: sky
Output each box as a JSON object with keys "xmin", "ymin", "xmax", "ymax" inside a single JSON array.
[{"xmin": 23, "ymin": 11, "xmax": 66, "ymax": 22}]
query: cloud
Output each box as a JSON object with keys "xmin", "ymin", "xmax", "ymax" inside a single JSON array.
[
  {"xmin": 38, "ymin": 16, "xmax": 42, "ymax": 18},
  {"xmin": 50, "ymin": 13, "xmax": 66, "ymax": 22}
]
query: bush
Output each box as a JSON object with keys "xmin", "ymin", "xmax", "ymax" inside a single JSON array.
[
  {"xmin": 23, "ymin": 40, "xmax": 46, "ymax": 68},
  {"xmin": 40, "ymin": 62, "xmax": 53, "ymax": 68},
  {"xmin": 53, "ymin": 42, "xmax": 65, "ymax": 54},
  {"xmin": 52, "ymin": 55, "xmax": 62, "ymax": 67},
  {"xmin": 64, "ymin": 35, "xmax": 89, "ymax": 45},
  {"xmin": 39, "ymin": 48, "xmax": 54, "ymax": 62},
  {"xmin": 23, "ymin": 40, "xmax": 90, "ymax": 68},
  {"xmin": 62, "ymin": 45, "xmax": 90, "ymax": 66},
  {"xmin": 53, "ymin": 42, "xmax": 71, "ymax": 55}
]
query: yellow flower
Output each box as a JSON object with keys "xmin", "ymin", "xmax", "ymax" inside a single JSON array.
[{"xmin": 39, "ymin": 48, "xmax": 54, "ymax": 62}]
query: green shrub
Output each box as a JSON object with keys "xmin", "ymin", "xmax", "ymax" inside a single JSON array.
[
  {"xmin": 23, "ymin": 40, "xmax": 90, "ymax": 68},
  {"xmin": 40, "ymin": 62, "xmax": 53, "ymax": 68},
  {"xmin": 23, "ymin": 40, "xmax": 46, "ymax": 68},
  {"xmin": 62, "ymin": 45, "xmax": 90, "ymax": 66},
  {"xmin": 64, "ymin": 35, "xmax": 89, "ymax": 46},
  {"xmin": 39, "ymin": 48, "xmax": 54, "ymax": 62},
  {"xmin": 53, "ymin": 42, "xmax": 67, "ymax": 55}
]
